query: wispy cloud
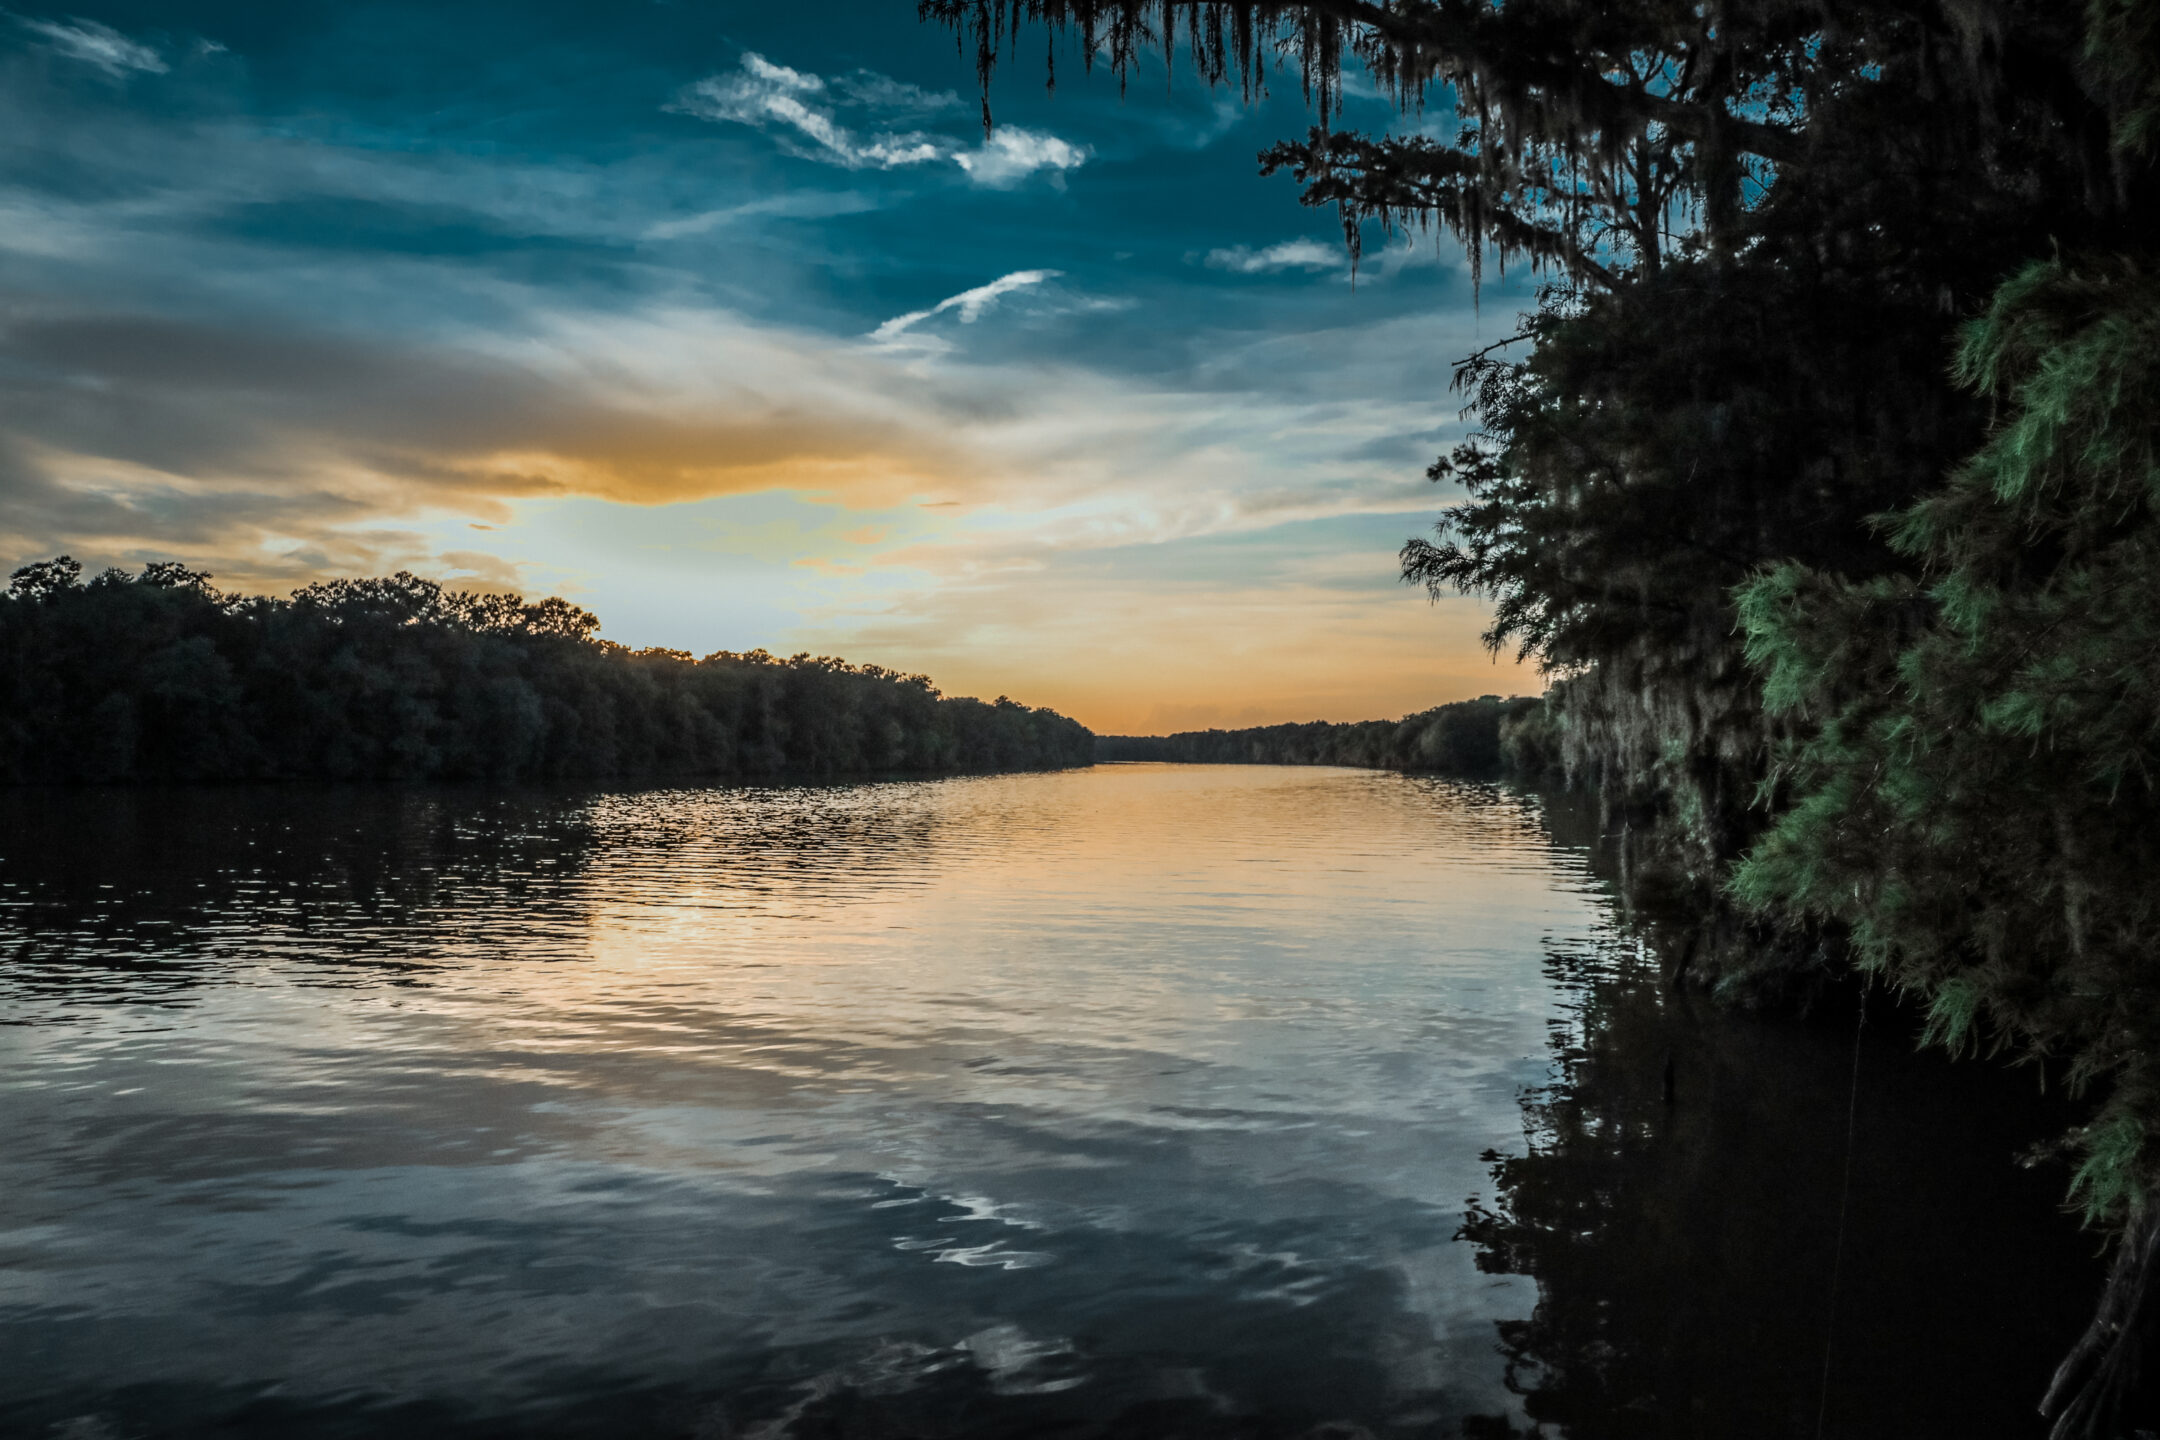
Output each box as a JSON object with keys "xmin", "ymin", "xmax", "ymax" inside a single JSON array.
[
  {"xmin": 17, "ymin": 14, "xmax": 167, "ymax": 76},
  {"xmin": 1204, "ymin": 239, "xmax": 1342, "ymax": 275},
  {"xmin": 672, "ymin": 53, "xmax": 943, "ymax": 170},
  {"xmin": 674, "ymin": 53, "xmax": 1087, "ymax": 188},
  {"xmin": 826, "ymin": 70, "xmax": 961, "ymax": 115},
  {"xmin": 644, "ymin": 189, "xmax": 880, "ymax": 241},
  {"xmin": 869, "ymin": 270, "xmax": 1062, "ymax": 346}
]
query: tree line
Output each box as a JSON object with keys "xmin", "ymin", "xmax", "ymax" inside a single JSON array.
[
  {"xmin": 0, "ymin": 558, "xmax": 1093, "ymax": 784},
  {"xmin": 924, "ymin": 0, "xmax": 2160, "ymax": 1429},
  {"xmin": 1096, "ymin": 693, "xmax": 1554, "ymax": 776}
]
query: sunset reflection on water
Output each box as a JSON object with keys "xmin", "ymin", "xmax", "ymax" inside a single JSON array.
[{"xmin": 0, "ymin": 766, "xmax": 1602, "ymax": 1437}]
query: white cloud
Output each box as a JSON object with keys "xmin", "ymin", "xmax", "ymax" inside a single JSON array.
[
  {"xmin": 19, "ymin": 15, "xmax": 166, "ymax": 76},
  {"xmin": 674, "ymin": 53, "xmax": 1085, "ymax": 187},
  {"xmin": 645, "ymin": 189, "xmax": 880, "ymax": 241},
  {"xmin": 1204, "ymin": 239, "xmax": 1342, "ymax": 275},
  {"xmin": 673, "ymin": 56, "xmax": 942, "ymax": 172},
  {"xmin": 954, "ymin": 129, "xmax": 1089, "ymax": 188},
  {"xmin": 740, "ymin": 52, "xmax": 821, "ymax": 95},
  {"xmin": 828, "ymin": 71, "xmax": 961, "ymax": 115},
  {"xmin": 870, "ymin": 270, "xmax": 1062, "ymax": 346}
]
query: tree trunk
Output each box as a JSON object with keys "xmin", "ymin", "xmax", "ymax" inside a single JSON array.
[{"xmin": 2044, "ymin": 1206, "xmax": 2160, "ymax": 1439}]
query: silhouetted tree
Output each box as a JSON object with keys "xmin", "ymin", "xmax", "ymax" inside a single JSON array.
[
  {"xmin": 0, "ymin": 564, "xmax": 1093, "ymax": 785},
  {"xmin": 1097, "ymin": 694, "xmax": 1539, "ymax": 775}
]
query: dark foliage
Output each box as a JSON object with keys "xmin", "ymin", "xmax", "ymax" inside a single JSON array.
[
  {"xmin": 1381, "ymin": 0, "xmax": 2153, "ymax": 896},
  {"xmin": 0, "ymin": 561, "xmax": 1093, "ymax": 784},
  {"xmin": 1727, "ymin": 260, "xmax": 2160, "ymax": 1429},
  {"xmin": 930, "ymin": 0, "xmax": 2135, "ymax": 286},
  {"xmin": 1097, "ymin": 693, "xmax": 1538, "ymax": 774}
]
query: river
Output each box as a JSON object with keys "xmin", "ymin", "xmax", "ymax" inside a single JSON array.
[{"xmin": 0, "ymin": 765, "xmax": 2098, "ymax": 1437}]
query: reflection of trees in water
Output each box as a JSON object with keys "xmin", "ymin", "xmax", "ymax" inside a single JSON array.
[
  {"xmin": 0, "ymin": 787, "xmax": 606, "ymax": 998},
  {"xmin": 0, "ymin": 781, "xmax": 963, "ymax": 1003},
  {"xmin": 1398, "ymin": 774, "xmax": 1561, "ymax": 853},
  {"xmin": 1457, "ymin": 918, "xmax": 2101, "ymax": 1439},
  {"xmin": 579, "ymin": 781, "xmax": 955, "ymax": 902}
]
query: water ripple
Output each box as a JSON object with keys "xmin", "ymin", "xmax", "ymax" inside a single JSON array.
[{"xmin": 0, "ymin": 765, "xmax": 1600, "ymax": 1438}]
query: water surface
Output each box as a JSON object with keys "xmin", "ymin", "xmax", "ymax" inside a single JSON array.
[{"xmin": 0, "ymin": 765, "xmax": 2095, "ymax": 1437}]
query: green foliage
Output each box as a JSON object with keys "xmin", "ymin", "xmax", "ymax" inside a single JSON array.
[
  {"xmin": 1404, "ymin": 261, "xmax": 1977, "ymax": 673},
  {"xmin": 1732, "ymin": 259, "xmax": 2160, "ymax": 1222},
  {"xmin": 1496, "ymin": 693, "xmax": 1565, "ymax": 783},
  {"xmin": 0, "ymin": 564, "xmax": 1093, "ymax": 784},
  {"xmin": 1378, "ymin": 0, "xmax": 2101, "ymax": 886},
  {"xmin": 2086, "ymin": 0, "xmax": 2160, "ymax": 159}
]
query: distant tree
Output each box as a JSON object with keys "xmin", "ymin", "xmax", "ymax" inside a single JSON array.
[
  {"xmin": 7, "ymin": 555, "xmax": 81, "ymax": 602},
  {"xmin": 1098, "ymin": 694, "xmax": 1540, "ymax": 775},
  {"xmin": 0, "ymin": 564, "xmax": 1093, "ymax": 785}
]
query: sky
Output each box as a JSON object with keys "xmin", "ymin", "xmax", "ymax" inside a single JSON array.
[{"xmin": 0, "ymin": 0, "xmax": 1541, "ymax": 733}]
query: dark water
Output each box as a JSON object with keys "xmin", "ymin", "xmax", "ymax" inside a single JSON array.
[{"xmin": 0, "ymin": 766, "xmax": 2097, "ymax": 1438}]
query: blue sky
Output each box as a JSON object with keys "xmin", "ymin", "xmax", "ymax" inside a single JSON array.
[{"xmin": 0, "ymin": 0, "xmax": 1538, "ymax": 730}]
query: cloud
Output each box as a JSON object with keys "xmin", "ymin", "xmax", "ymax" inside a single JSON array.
[
  {"xmin": 729, "ymin": 51, "xmax": 821, "ymax": 96},
  {"xmin": 17, "ymin": 15, "xmax": 167, "ymax": 77},
  {"xmin": 954, "ymin": 129, "xmax": 1088, "ymax": 188},
  {"xmin": 673, "ymin": 53, "xmax": 1085, "ymax": 187},
  {"xmin": 869, "ymin": 270, "xmax": 1062, "ymax": 346},
  {"xmin": 0, "ymin": 303, "xmax": 987, "ymax": 589},
  {"xmin": 0, "ymin": 284, "xmax": 1467, "ymax": 593},
  {"xmin": 1203, "ymin": 239, "xmax": 1342, "ymax": 274},
  {"xmin": 644, "ymin": 189, "xmax": 880, "ymax": 241},
  {"xmin": 672, "ymin": 55, "xmax": 944, "ymax": 171},
  {"xmin": 0, "ymin": 48, "xmax": 1483, "ymax": 637},
  {"xmin": 672, "ymin": 53, "xmax": 944, "ymax": 171},
  {"xmin": 826, "ymin": 71, "xmax": 962, "ymax": 116}
]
